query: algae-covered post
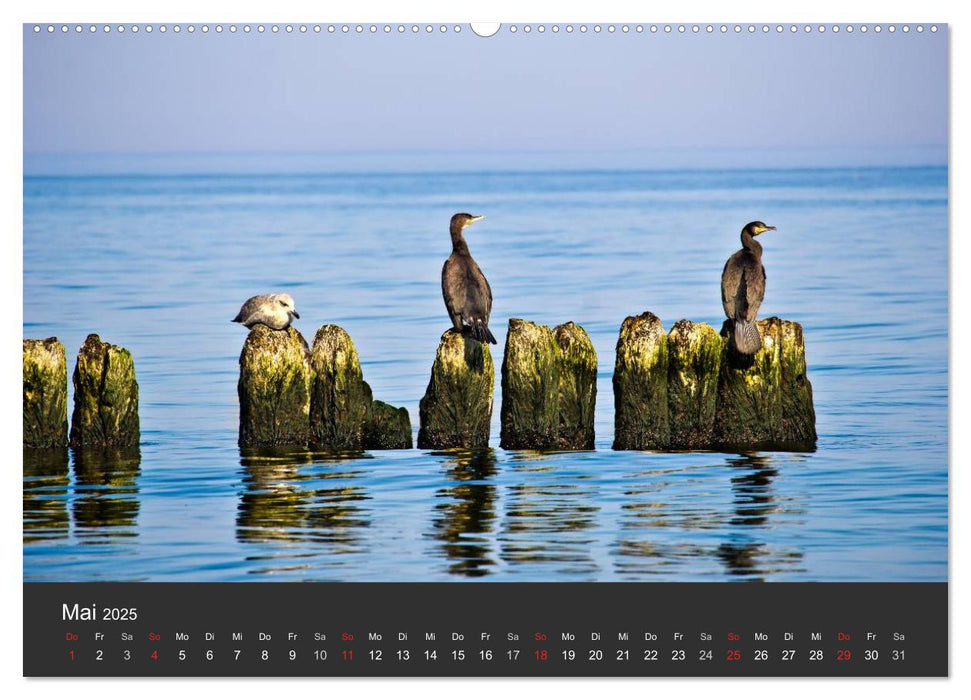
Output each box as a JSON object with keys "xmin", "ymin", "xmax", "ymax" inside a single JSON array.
[
  {"xmin": 612, "ymin": 312, "xmax": 670, "ymax": 450},
  {"xmin": 363, "ymin": 400, "xmax": 413, "ymax": 450},
  {"xmin": 612, "ymin": 313, "xmax": 815, "ymax": 451},
  {"xmin": 238, "ymin": 325, "xmax": 311, "ymax": 447},
  {"xmin": 714, "ymin": 317, "xmax": 816, "ymax": 450},
  {"xmin": 309, "ymin": 325, "xmax": 373, "ymax": 449},
  {"xmin": 70, "ymin": 334, "xmax": 140, "ymax": 448},
  {"xmin": 498, "ymin": 319, "xmax": 597, "ymax": 450},
  {"xmin": 23, "ymin": 337, "xmax": 69, "ymax": 448},
  {"xmin": 499, "ymin": 319, "xmax": 560, "ymax": 449},
  {"xmin": 667, "ymin": 320, "xmax": 723, "ymax": 449},
  {"xmin": 553, "ymin": 322, "xmax": 597, "ymax": 450},
  {"xmin": 418, "ymin": 330, "xmax": 494, "ymax": 449}
]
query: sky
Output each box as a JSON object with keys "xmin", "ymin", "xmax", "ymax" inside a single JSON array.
[{"xmin": 22, "ymin": 24, "xmax": 948, "ymax": 171}]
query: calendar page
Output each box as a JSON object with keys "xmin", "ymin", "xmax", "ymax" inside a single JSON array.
[{"xmin": 21, "ymin": 20, "xmax": 948, "ymax": 677}]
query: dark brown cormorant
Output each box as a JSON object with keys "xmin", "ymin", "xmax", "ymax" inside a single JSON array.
[
  {"xmin": 442, "ymin": 213, "xmax": 497, "ymax": 344},
  {"xmin": 721, "ymin": 221, "xmax": 776, "ymax": 354}
]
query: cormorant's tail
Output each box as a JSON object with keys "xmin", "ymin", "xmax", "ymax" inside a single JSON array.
[
  {"xmin": 467, "ymin": 321, "xmax": 497, "ymax": 345},
  {"xmin": 733, "ymin": 319, "xmax": 762, "ymax": 355}
]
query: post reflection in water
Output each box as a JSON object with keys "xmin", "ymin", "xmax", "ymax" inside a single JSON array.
[
  {"xmin": 716, "ymin": 453, "xmax": 805, "ymax": 580},
  {"xmin": 615, "ymin": 462, "xmax": 711, "ymax": 576},
  {"xmin": 429, "ymin": 449, "xmax": 499, "ymax": 577},
  {"xmin": 499, "ymin": 452, "xmax": 600, "ymax": 576},
  {"xmin": 616, "ymin": 453, "xmax": 805, "ymax": 579},
  {"xmin": 23, "ymin": 448, "xmax": 70, "ymax": 543},
  {"xmin": 71, "ymin": 447, "xmax": 142, "ymax": 543},
  {"xmin": 236, "ymin": 447, "xmax": 372, "ymax": 565}
]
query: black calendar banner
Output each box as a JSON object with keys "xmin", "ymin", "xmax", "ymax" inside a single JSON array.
[{"xmin": 24, "ymin": 582, "xmax": 947, "ymax": 677}]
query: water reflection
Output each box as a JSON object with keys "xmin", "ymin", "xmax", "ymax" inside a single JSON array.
[
  {"xmin": 499, "ymin": 452, "xmax": 600, "ymax": 575},
  {"xmin": 728, "ymin": 453, "xmax": 779, "ymax": 527},
  {"xmin": 717, "ymin": 453, "xmax": 805, "ymax": 579},
  {"xmin": 429, "ymin": 449, "xmax": 498, "ymax": 577},
  {"xmin": 71, "ymin": 447, "xmax": 142, "ymax": 543},
  {"xmin": 616, "ymin": 453, "xmax": 805, "ymax": 579},
  {"xmin": 236, "ymin": 447, "xmax": 372, "ymax": 550},
  {"xmin": 23, "ymin": 448, "xmax": 70, "ymax": 543}
]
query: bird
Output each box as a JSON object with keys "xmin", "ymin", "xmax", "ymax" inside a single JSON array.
[
  {"xmin": 231, "ymin": 293, "xmax": 300, "ymax": 331},
  {"xmin": 721, "ymin": 221, "xmax": 776, "ymax": 354},
  {"xmin": 441, "ymin": 213, "xmax": 497, "ymax": 344}
]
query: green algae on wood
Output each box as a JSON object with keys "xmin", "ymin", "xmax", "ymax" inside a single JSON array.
[
  {"xmin": 309, "ymin": 324, "xmax": 373, "ymax": 449},
  {"xmin": 417, "ymin": 330, "xmax": 494, "ymax": 449},
  {"xmin": 777, "ymin": 320, "xmax": 817, "ymax": 447},
  {"xmin": 70, "ymin": 334, "xmax": 140, "ymax": 448},
  {"xmin": 713, "ymin": 317, "xmax": 816, "ymax": 450},
  {"xmin": 238, "ymin": 325, "xmax": 311, "ymax": 447},
  {"xmin": 23, "ymin": 337, "xmax": 68, "ymax": 448},
  {"xmin": 667, "ymin": 320, "xmax": 723, "ymax": 448},
  {"xmin": 553, "ymin": 322, "xmax": 598, "ymax": 449},
  {"xmin": 500, "ymin": 319, "xmax": 561, "ymax": 449},
  {"xmin": 612, "ymin": 312, "xmax": 669, "ymax": 450},
  {"xmin": 498, "ymin": 319, "xmax": 597, "ymax": 450},
  {"xmin": 363, "ymin": 400, "xmax": 413, "ymax": 450}
]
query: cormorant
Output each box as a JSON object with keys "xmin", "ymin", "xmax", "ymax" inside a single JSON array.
[
  {"xmin": 721, "ymin": 221, "xmax": 776, "ymax": 354},
  {"xmin": 232, "ymin": 293, "xmax": 300, "ymax": 330},
  {"xmin": 441, "ymin": 213, "xmax": 497, "ymax": 344}
]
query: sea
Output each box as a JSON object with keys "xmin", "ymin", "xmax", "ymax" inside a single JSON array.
[{"xmin": 22, "ymin": 153, "xmax": 948, "ymax": 582}]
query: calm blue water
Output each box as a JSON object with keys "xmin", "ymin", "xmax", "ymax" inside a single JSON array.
[{"xmin": 22, "ymin": 160, "xmax": 948, "ymax": 581}]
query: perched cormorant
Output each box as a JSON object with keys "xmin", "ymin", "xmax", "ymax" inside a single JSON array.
[
  {"xmin": 441, "ymin": 213, "xmax": 497, "ymax": 344},
  {"xmin": 721, "ymin": 221, "xmax": 776, "ymax": 354},
  {"xmin": 232, "ymin": 293, "xmax": 300, "ymax": 331}
]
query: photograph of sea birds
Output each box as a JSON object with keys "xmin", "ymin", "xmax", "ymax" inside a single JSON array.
[{"xmin": 23, "ymin": 24, "xmax": 946, "ymax": 582}]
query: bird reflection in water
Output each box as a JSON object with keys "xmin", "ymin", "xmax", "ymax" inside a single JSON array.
[
  {"xmin": 499, "ymin": 451, "xmax": 599, "ymax": 575},
  {"xmin": 236, "ymin": 447, "xmax": 372, "ymax": 552},
  {"xmin": 23, "ymin": 447, "xmax": 70, "ymax": 543},
  {"xmin": 716, "ymin": 453, "xmax": 805, "ymax": 580},
  {"xmin": 615, "ymin": 453, "xmax": 805, "ymax": 579},
  {"xmin": 71, "ymin": 447, "xmax": 142, "ymax": 543},
  {"xmin": 429, "ymin": 449, "xmax": 498, "ymax": 577}
]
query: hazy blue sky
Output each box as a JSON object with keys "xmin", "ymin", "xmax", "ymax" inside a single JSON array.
[{"xmin": 23, "ymin": 25, "xmax": 947, "ymax": 170}]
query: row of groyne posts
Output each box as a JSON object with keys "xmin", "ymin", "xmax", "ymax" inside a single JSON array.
[{"xmin": 23, "ymin": 314, "xmax": 816, "ymax": 453}]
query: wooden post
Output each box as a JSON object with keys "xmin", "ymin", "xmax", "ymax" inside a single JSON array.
[
  {"xmin": 309, "ymin": 325, "xmax": 373, "ymax": 449},
  {"xmin": 418, "ymin": 330, "xmax": 494, "ymax": 449},
  {"xmin": 70, "ymin": 334, "xmax": 140, "ymax": 448},
  {"xmin": 612, "ymin": 312, "xmax": 669, "ymax": 449},
  {"xmin": 238, "ymin": 326, "xmax": 311, "ymax": 447},
  {"xmin": 23, "ymin": 337, "xmax": 68, "ymax": 448}
]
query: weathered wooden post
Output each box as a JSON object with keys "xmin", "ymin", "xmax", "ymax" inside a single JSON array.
[
  {"xmin": 667, "ymin": 320, "xmax": 723, "ymax": 448},
  {"xmin": 418, "ymin": 330, "xmax": 494, "ymax": 449},
  {"xmin": 238, "ymin": 325, "xmax": 311, "ymax": 447},
  {"xmin": 70, "ymin": 334, "xmax": 140, "ymax": 448},
  {"xmin": 23, "ymin": 337, "xmax": 68, "ymax": 448},
  {"xmin": 500, "ymin": 319, "xmax": 560, "ymax": 449},
  {"xmin": 499, "ymin": 319, "xmax": 597, "ymax": 450},
  {"xmin": 777, "ymin": 320, "xmax": 817, "ymax": 446},
  {"xmin": 612, "ymin": 312, "xmax": 670, "ymax": 450},
  {"xmin": 612, "ymin": 312, "xmax": 816, "ymax": 451},
  {"xmin": 309, "ymin": 325, "xmax": 373, "ymax": 449},
  {"xmin": 553, "ymin": 322, "xmax": 598, "ymax": 450},
  {"xmin": 363, "ymin": 400, "xmax": 413, "ymax": 450},
  {"xmin": 714, "ymin": 317, "xmax": 816, "ymax": 449}
]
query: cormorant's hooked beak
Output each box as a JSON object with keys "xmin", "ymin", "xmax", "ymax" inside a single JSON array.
[
  {"xmin": 469, "ymin": 215, "xmax": 485, "ymax": 224},
  {"xmin": 758, "ymin": 224, "xmax": 776, "ymax": 234}
]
